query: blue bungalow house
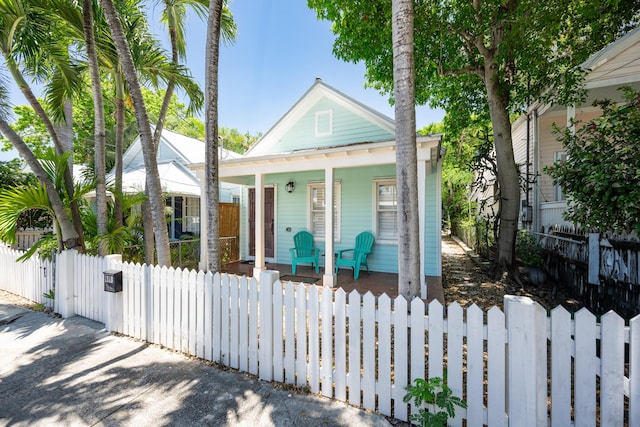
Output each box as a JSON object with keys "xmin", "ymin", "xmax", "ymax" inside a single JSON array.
[{"xmin": 190, "ymin": 78, "xmax": 443, "ymax": 298}]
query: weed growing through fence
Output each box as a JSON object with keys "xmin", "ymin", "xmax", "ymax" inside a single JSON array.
[{"xmin": 403, "ymin": 377, "xmax": 467, "ymax": 427}]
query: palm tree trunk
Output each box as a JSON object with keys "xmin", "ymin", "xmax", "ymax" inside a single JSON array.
[
  {"xmin": 0, "ymin": 118, "xmax": 81, "ymax": 250},
  {"xmin": 100, "ymin": 0, "xmax": 171, "ymax": 267},
  {"xmin": 114, "ymin": 80, "xmax": 125, "ymax": 230},
  {"xmin": 204, "ymin": 0, "xmax": 223, "ymax": 272},
  {"xmin": 392, "ymin": 0, "xmax": 421, "ymax": 299},
  {"xmin": 3, "ymin": 53, "xmax": 86, "ymax": 251}
]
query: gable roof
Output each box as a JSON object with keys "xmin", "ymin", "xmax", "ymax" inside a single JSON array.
[
  {"xmin": 244, "ymin": 78, "xmax": 396, "ymax": 157},
  {"xmin": 122, "ymin": 127, "xmax": 240, "ymax": 171},
  {"xmin": 581, "ymin": 25, "xmax": 640, "ymax": 88}
]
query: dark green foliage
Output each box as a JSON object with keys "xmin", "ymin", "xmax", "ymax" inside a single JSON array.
[
  {"xmin": 546, "ymin": 88, "xmax": 640, "ymax": 233},
  {"xmin": 515, "ymin": 230, "xmax": 543, "ymax": 267},
  {"xmin": 403, "ymin": 377, "xmax": 467, "ymax": 427}
]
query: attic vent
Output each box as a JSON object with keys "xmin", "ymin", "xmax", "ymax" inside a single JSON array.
[{"xmin": 315, "ymin": 110, "xmax": 333, "ymax": 137}]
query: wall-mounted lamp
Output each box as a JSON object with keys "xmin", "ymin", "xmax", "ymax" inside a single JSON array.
[{"xmin": 285, "ymin": 181, "xmax": 295, "ymax": 193}]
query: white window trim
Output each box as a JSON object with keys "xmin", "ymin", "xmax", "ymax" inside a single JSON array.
[
  {"xmin": 315, "ymin": 109, "xmax": 333, "ymax": 137},
  {"xmin": 553, "ymin": 151, "xmax": 567, "ymax": 202},
  {"xmin": 373, "ymin": 178, "xmax": 398, "ymax": 244},
  {"xmin": 307, "ymin": 181, "xmax": 341, "ymax": 242}
]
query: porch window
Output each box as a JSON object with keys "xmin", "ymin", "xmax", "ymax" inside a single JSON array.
[
  {"xmin": 375, "ymin": 180, "xmax": 398, "ymax": 241},
  {"xmin": 553, "ymin": 151, "xmax": 567, "ymax": 201},
  {"xmin": 184, "ymin": 197, "xmax": 200, "ymax": 235},
  {"xmin": 308, "ymin": 182, "xmax": 340, "ymax": 241}
]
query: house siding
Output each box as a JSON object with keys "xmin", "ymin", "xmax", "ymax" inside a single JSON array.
[
  {"xmin": 270, "ymin": 98, "xmax": 394, "ymax": 154},
  {"xmin": 239, "ymin": 164, "xmax": 441, "ymax": 276}
]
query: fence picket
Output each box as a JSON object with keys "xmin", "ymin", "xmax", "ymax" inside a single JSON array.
[
  {"xmin": 239, "ymin": 276, "xmax": 249, "ymax": 371},
  {"xmin": 229, "ymin": 273, "xmax": 240, "ymax": 369},
  {"xmin": 428, "ymin": 300, "xmax": 444, "ymax": 380},
  {"xmin": 284, "ymin": 281, "xmax": 295, "ymax": 384},
  {"xmin": 221, "ymin": 274, "xmax": 231, "ymax": 364},
  {"xmin": 308, "ymin": 286, "xmax": 320, "ymax": 394},
  {"xmin": 334, "ymin": 289, "xmax": 347, "ymax": 402},
  {"xmin": 153, "ymin": 266, "xmax": 161, "ymax": 345},
  {"xmin": 348, "ymin": 290, "xmax": 361, "ymax": 407},
  {"xmin": 249, "ymin": 278, "xmax": 259, "ymax": 375},
  {"xmin": 551, "ymin": 306, "xmax": 572, "ymax": 425},
  {"xmin": 487, "ymin": 306, "xmax": 505, "ymax": 427},
  {"xmin": 212, "ymin": 273, "xmax": 222, "ymax": 363},
  {"xmin": 574, "ymin": 308, "xmax": 597, "ymax": 427},
  {"xmin": 409, "ymin": 297, "xmax": 425, "ymax": 417},
  {"xmin": 321, "ymin": 286, "xmax": 333, "ymax": 398},
  {"xmin": 188, "ymin": 269, "xmax": 197, "ymax": 356},
  {"xmin": 196, "ymin": 270, "xmax": 205, "ymax": 359},
  {"xmin": 363, "ymin": 292, "xmax": 376, "ymax": 411},
  {"xmin": 273, "ymin": 281, "xmax": 284, "ymax": 382},
  {"xmin": 377, "ymin": 294, "xmax": 391, "ymax": 416},
  {"xmin": 631, "ymin": 315, "xmax": 640, "ymax": 427},
  {"xmin": 600, "ymin": 311, "xmax": 625, "ymax": 425},
  {"xmin": 447, "ymin": 302, "xmax": 464, "ymax": 427},
  {"xmin": 295, "ymin": 283, "xmax": 307, "ymax": 387},
  {"xmin": 180, "ymin": 268, "xmax": 189, "ymax": 353},
  {"xmin": 466, "ymin": 304, "xmax": 484, "ymax": 427},
  {"xmin": 204, "ymin": 272, "xmax": 213, "ymax": 361},
  {"xmin": 393, "ymin": 296, "xmax": 409, "ymax": 421}
]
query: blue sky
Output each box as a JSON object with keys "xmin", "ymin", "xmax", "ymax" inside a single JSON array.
[{"xmin": 2, "ymin": 0, "xmax": 444, "ymax": 161}]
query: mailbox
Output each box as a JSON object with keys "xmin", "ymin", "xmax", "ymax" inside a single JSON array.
[{"xmin": 104, "ymin": 270, "xmax": 123, "ymax": 293}]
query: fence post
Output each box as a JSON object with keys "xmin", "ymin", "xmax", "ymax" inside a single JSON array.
[
  {"xmin": 104, "ymin": 254, "xmax": 123, "ymax": 333},
  {"xmin": 505, "ymin": 295, "xmax": 547, "ymax": 426},
  {"xmin": 588, "ymin": 233, "xmax": 600, "ymax": 285},
  {"xmin": 259, "ymin": 270, "xmax": 279, "ymax": 381},
  {"xmin": 55, "ymin": 249, "xmax": 76, "ymax": 318}
]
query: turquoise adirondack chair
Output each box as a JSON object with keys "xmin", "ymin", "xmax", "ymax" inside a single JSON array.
[
  {"xmin": 289, "ymin": 231, "xmax": 320, "ymax": 274},
  {"xmin": 335, "ymin": 231, "xmax": 375, "ymax": 279}
]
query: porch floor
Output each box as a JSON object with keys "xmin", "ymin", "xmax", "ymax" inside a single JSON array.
[{"xmin": 221, "ymin": 261, "xmax": 445, "ymax": 304}]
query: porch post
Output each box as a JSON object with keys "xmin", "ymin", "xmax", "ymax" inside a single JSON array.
[
  {"xmin": 323, "ymin": 167, "xmax": 336, "ymax": 287},
  {"xmin": 253, "ymin": 173, "xmax": 267, "ymax": 278},
  {"xmin": 418, "ymin": 160, "xmax": 427, "ymax": 299}
]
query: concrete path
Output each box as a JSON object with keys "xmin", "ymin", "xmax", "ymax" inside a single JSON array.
[{"xmin": 0, "ymin": 302, "xmax": 391, "ymax": 427}]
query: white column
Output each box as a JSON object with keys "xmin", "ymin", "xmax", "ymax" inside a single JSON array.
[
  {"xmin": 323, "ymin": 167, "xmax": 336, "ymax": 287},
  {"xmin": 253, "ymin": 173, "xmax": 267, "ymax": 278},
  {"xmin": 418, "ymin": 161, "xmax": 427, "ymax": 299}
]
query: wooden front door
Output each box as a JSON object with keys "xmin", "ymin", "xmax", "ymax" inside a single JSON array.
[{"xmin": 248, "ymin": 187, "xmax": 275, "ymax": 258}]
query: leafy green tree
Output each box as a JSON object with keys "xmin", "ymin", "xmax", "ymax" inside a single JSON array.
[
  {"xmin": 308, "ymin": 0, "xmax": 640, "ymax": 279},
  {"xmin": 546, "ymin": 88, "xmax": 640, "ymax": 233}
]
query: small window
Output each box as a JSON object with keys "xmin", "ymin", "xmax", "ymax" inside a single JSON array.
[
  {"xmin": 232, "ymin": 195, "xmax": 240, "ymax": 204},
  {"xmin": 315, "ymin": 110, "xmax": 333, "ymax": 137},
  {"xmin": 308, "ymin": 182, "xmax": 340, "ymax": 241},
  {"xmin": 554, "ymin": 151, "xmax": 567, "ymax": 201},
  {"xmin": 375, "ymin": 180, "xmax": 398, "ymax": 241}
]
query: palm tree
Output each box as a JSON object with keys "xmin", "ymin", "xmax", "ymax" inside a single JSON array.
[
  {"xmin": 99, "ymin": 0, "xmax": 172, "ymax": 266},
  {"xmin": 82, "ymin": 0, "xmax": 109, "ymax": 255},
  {"xmin": 0, "ymin": 0, "xmax": 85, "ymax": 250},
  {"xmin": 204, "ymin": 0, "xmax": 223, "ymax": 272},
  {"xmin": 392, "ymin": 0, "xmax": 420, "ymax": 299}
]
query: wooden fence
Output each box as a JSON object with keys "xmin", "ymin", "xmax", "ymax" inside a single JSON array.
[
  {"xmin": 537, "ymin": 227, "xmax": 640, "ymax": 317},
  {"xmin": 1, "ymin": 248, "xmax": 640, "ymax": 425}
]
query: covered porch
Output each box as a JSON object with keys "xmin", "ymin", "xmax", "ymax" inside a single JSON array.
[{"xmin": 220, "ymin": 260, "xmax": 445, "ymax": 304}]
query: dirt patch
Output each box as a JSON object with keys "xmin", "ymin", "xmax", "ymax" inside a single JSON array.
[{"xmin": 442, "ymin": 236, "xmax": 584, "ymax": 312}]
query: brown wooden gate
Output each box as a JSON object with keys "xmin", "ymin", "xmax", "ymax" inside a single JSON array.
[{"xmin": 219, "ymin": 202, "xmax": 240, "ymax": 264}]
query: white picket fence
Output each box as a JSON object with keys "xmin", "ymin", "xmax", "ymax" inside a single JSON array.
[
  {"xmin": 0, "ymin": 247, "xmax": 55, "ymax": 308},
  {"xmin": 1, "ymin": 248, "xmax": 640, "ymax": 425}
]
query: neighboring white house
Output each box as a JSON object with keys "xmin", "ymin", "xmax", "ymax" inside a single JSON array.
[
  {"xmin": 114, "ymin": 127, "xmax": 241, "ymax": 239},
  {"xmin": 511, "ymin": 26, "xmax": 640, "ymax": 232},
  {"xmin": 189, "ymin": 78, "xmax": 444, "ymax": 297}
]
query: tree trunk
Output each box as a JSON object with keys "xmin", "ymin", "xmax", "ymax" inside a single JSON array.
[
  {"xmin": 392, "ymin": 0, "xmax": 421, "ymax": 299},
  {"xmin": 483, "ymin": 60, "xmax": 520, "ymax": 279},
  {"xmin": 114, "ymin": 77, "xmax": 125, "ymax": 231},
  {"xmin": 3, "ymin": 53, "xmax": 86, "ymax": 252},
  {"xmin": 204, "ymin": 0, "xmax": 223, "ymax": 273},
  {"xmin": 0, "ymin": 119, "xmax": 81, "ymax": 250},
  {"xmin": 83, "ymin": 0, "xmax": 108, "ymax": 255},
  {"xmin": 100, "ymin": 0, "xmax": 171, "ymax": 267}
]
